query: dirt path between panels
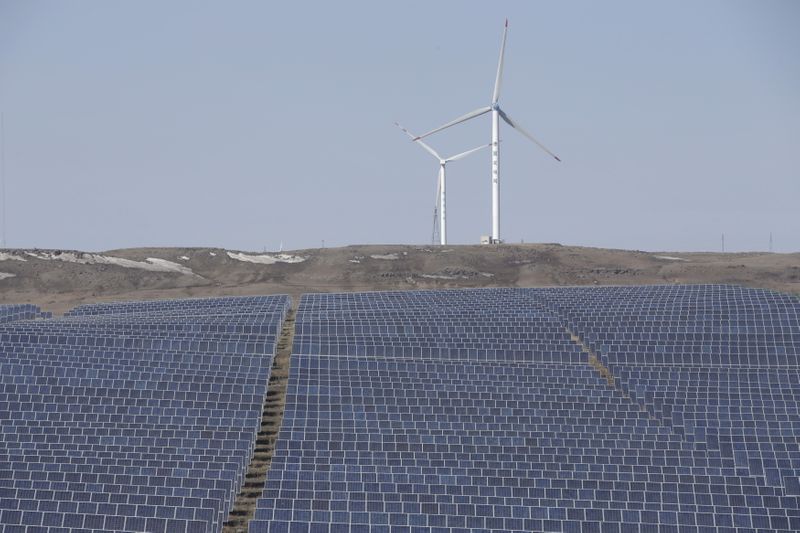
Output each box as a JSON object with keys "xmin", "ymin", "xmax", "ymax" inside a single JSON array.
[{"xmin": 222, "ymin": 303, "xmax": 297, "ymax": 532}]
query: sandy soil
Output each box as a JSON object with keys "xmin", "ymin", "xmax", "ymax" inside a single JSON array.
[{"xmin": 0, "ymin": 244, "xmax": 796, "ymax": 315}]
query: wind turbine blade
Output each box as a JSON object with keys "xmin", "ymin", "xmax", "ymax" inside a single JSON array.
[
  {"xmin": 497, "ymin": 108, "xmax": 561, "ymax": 162},
  {"xmin": 445, "ymin": 143, "xmax": 491, "ymax": 163},
  {"xmin": 394, "ymin": 122, "xmax": 442, "ymax": 160},
  {"xmin": 414, "ymin": 106, "xmax": 492, "ymax": 140},
  {"xmin": 492, "ymin": 19, "xmax": 509, "ymax": 104},
  {"xmin": 394, "ymin": 121, "xmax": 416, "ymax": 141}
]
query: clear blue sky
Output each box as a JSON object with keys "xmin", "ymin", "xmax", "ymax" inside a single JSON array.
[{"xmin": 1, "ymin": 0, "xmax": 798, "ymax": 252}]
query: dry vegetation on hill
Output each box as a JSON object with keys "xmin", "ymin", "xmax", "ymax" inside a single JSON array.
[{"xmin": 0, "ymin": 244, "xmax": 797, "ymax": 314}]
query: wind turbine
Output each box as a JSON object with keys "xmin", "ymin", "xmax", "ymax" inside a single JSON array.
[
  {"xmin": 395, "ymin": 122, "xmax": 489, "ymax": 246},
  {"xmin": 414, "ymin": 19, "xmax": 561, "ymax": 243}
]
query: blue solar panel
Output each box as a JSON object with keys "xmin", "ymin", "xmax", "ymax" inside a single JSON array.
[
  {"xmin": 0, "ymin": 294, "xmax": 291, "ymax": 533},
  {"xmin": 537, "ymin": 285, "xmax": 800, "ymax": 492},
  {"xmin": 4, "ymin": 286, "xmax": 799, "ymax": 532},
  {"xmin": 249, "ymin": 286, "xmax": 800, "ymax": 533},
  {"xmin": 0, "ymin": 303, "xmax": 49, "ymax": 323}
]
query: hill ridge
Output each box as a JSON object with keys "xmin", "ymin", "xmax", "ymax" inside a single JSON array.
[{"xmin": 0, "ymin": 244, "xmax": 796, "ymax": 315}]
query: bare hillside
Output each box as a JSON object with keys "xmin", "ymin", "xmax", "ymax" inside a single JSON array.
[{"xmin": 0, "ymin": 244, "xmax": 797, "ymax": 315}]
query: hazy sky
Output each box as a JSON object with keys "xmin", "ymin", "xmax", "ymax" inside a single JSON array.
[{"xmin": 1, "ymin": 1, "xmax": 798, "ymax": 252}]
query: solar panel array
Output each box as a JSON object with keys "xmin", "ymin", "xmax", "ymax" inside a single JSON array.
[
  {"xmin": 539, "ymin": 286, "xmax": 800, "ymax": 494},
  {"xmin": 0, "ymin": 304, "xmax": 50, "ymax": 324},
  {"xmin": 0, "ymin": 295, "xmax": 290, "ymax": 533},
  {"xmin": 251, "ymin": 286, "xmax": 800, "ymax": 533}
]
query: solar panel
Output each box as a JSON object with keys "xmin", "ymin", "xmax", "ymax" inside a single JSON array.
[
  {"xmin": 250, "ymin": 286, "xmax": 800, "ymax": 532},
  {"xmin": 0, "ymin": 303, "xmax": 49, "ymax": 324},
  {"xmin": 0, "ymin": 294, "xmax": 291, "ymax": 533},
  {"xmin": 537, "ymin": 285, "xmax": 800, "ymax": 492},
  {"xmin": 4, "ymin": 286, "xmax": 799, "ymax": 531}
]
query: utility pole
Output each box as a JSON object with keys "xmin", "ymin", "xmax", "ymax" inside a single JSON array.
[
  {"xmin": 769, "ymin": 232, "xmax": 773, "ymax": 253},
  {"xmin": 721, "ymin": 233, "xmax": 725, "ymax": 253}
]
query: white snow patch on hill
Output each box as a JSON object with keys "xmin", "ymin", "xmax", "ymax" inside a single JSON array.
[
  {"xmin": 0, "ymin": 253, "xmax": 26, "ymax": 262},
  {"xmin": 179, "ymin": 256, "xmax": 190, "ymax": 261},
  {"xmin": 0, "ymin": 272, "xmax": 16, "ymax": 280},
  {"xmin": 144, "ymin": 258, "xmax": 198, "ymax": 275},
  {"xmin": 226, "ymin": 252, "xmax": 307, "ymax": 265},
  {"xmin": 420, "ymin": 271, "xmax": 495, "ymax": 280},
  {"xmin": 370, "ymin": 253, "xmax": 399, "ymax": 260},
  {"xmin": 653, "ymin": 255, "xmax": 690, "ymax": 262},
  {"xmin": 24, "ymin": 251, "xmax": 199, "ymax": 276}
]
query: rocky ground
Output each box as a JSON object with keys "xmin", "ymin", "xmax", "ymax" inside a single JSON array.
[{"xmin": 0, "ymin": 244, "xmax": 797, "ymax": 315}]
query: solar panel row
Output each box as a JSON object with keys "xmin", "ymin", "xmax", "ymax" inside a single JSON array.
[
  {"xmin": 0, "ymin": 295, "xmax": 291, "ymax": 533},
  {"xmin": 251, "ymin": 286, "xmax": 800, "ymax": 533},
  {"xmin": 537, "ymin": 285, "xmax": 800, "ymax": 496},
  {"xmin": 0, "ymin": 304, "xmax": 50, "ymax": 324},
  {"xmin": 2, "ymin": 285, "xmax": 798, "ymax": 532}
]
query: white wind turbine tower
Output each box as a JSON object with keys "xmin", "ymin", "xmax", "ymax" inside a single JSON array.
[
  {"xmin": 415, "ymin": 19, "xmax": 561, "ymax": 243},
  {"xmin": 395, "ymin": 122, "xmax": 489, "ymax": 246}
]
